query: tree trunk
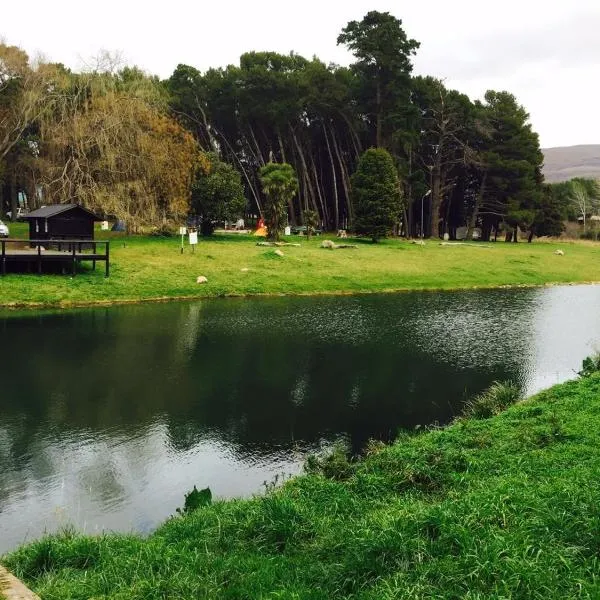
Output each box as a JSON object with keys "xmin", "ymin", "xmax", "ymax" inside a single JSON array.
[
  {"xmin": 310, "ymin": 155, "xmax": 328, "ymax": 228},
  {"xmin": 339, "ymin": 112, "xmax": 362, "ymax": 159},
  {"xmin": 376, "ymin": 80, "xmax": 382, "ymax": 148},
  {"xmin": 330, "ymin": 127, "xmax": 352, "ymax": 224},
  {"xmin": 323, "ymin": 123, "xmax": 339, "ymax": 230},
  {"xmin": 466, "ymin": 172, "xmax": 487, "ymax": 241},
  {"xmin": 430, "ymin": 165, "xmax": 441, "ymax": 239},
  {"xmin": 290, "ymin": 125, "xmax": 317, "ymax": 214},
  {"xmin": 10, "ymin": 169, "xmax": 17, "ymax": 222},
  {"xmin": 201, "ymin": 219, "xmax": 214, "ymax": 236},
  {"xmin": 513, "ymin": 226, "xmax": 519, "ymax": 242},
  {"xmin": 402, "ymin": 204, "xmax": 409, "ymax": 238},
  {"xmin": 248, "ymin": 125, "xmax": 265, "ymax": 166},
  {"xmin": 277, "ymin": 129, "xmax": 287, "ymax": 163}
]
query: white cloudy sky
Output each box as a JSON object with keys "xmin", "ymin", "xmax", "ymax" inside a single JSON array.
[{"xmin": 2, "ymin": 0, "xmax": 599, "ymax": 147}]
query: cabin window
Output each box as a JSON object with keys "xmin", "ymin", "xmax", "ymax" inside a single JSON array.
[
  {"xmin": 35, "ymin": 220, "xmax": 39, "ymax": 233},
  {"xmin": 44, "ymin": 219, "xmax": 48, "ymax": 233}
]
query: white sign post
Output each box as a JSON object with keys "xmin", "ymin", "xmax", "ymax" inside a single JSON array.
[
  {"xmin": 189, "ymin": 230, "xmax": 198, "ymax": 253},
  {"xmin": 179, "ymin": 226, "xmax": 187, "ymax": 254}
]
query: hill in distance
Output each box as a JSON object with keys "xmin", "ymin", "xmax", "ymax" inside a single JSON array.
[{"xmin": 542, "ymin": 145, "xmax": 600, "ymax": 183}]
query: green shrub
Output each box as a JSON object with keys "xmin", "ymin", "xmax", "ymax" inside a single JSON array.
[
  {"xmin": 176, "ymin": 486, "xmax": 212, "ymax": 515},
  {"xmin": 463, "ymin": 381, "xmax": 521, "ymax": 419},
  {"xmin": 578, "ymin": 353, "xmax": 600, "ymax": 378},
  {"xmin": 350, "ymin": 148, "xmax": 402, "ymax": 242},
  {"xmin": 305, "ymin": 442, "xmax": 356, "ymax": 481}
]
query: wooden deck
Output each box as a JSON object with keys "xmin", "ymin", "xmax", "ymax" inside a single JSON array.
[{"xmin": 1, "ymin": 239, "xmax": 110, "ymax": 276}]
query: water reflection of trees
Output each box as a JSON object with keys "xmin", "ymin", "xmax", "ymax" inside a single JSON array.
[{"xmin": 0, "ymin": 292, "xmax": 535, "ymax": 473}]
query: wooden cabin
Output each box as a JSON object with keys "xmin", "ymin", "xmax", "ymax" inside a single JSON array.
[
  {"xmin": 1, "ymin": 203, "xmax": 109, "ymax": 276},
  {"xmin": 24, "ymin": 204, "xmax": 101, "ymax": 243}
]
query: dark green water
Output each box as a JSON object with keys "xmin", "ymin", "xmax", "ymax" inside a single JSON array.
[{"xmin": 2, "ymin": 286, "xmax": 600, "ymax": 554}]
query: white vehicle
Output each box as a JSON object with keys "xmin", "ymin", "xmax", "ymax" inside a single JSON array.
[{"xmin": 0, "ymin": 220, "xmax": 9, "ymax": 238}]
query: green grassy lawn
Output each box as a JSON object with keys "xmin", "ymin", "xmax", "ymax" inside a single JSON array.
[
  {"xmin": 4, "ymin": 374, "xmax": 600, "ymax": 599},
  {"xmin": 1, "ymin": 222, "xmax": 600, "ymax": 308}
]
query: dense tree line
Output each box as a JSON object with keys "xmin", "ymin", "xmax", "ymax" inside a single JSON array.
[
  {"xmin": 0, "ymin": 12, "xmax": 588, "ymax": 239},
  {"xmin": 166, "ymin": 11, "xmax": 550, "ymax": 241}
]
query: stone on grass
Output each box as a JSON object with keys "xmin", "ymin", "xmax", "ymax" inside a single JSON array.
[
  {"xmin": 554, "ymin": 249, "xmax": 565, "ymax": 256},
  {"xmin": 321, "ymin": 240, "xmax": 336, "ymax": 249},
  {"xmin": 196, "ymin": 276, "xmax": 208, "ymax": 284},
  {"xmin": 274, "ymin": 249, "xmax": 284, "ymax": 257},
  {"xmin": 241, "ymin": 268, "xmax": 249, "ymax": 272}
]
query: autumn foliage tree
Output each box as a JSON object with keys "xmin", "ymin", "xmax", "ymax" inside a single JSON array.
[
  {"xmin": 0, "ymin": 44, "xmax": 60, "ymax": 219},
  {"xmin": 38, "ymin": 69, "xmax": 199, "ymax": 231}
]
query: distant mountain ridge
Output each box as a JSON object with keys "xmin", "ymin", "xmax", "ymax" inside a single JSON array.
[{"xmin": 542, "ymin": 145, "xmax": 600, "ymax": 183}]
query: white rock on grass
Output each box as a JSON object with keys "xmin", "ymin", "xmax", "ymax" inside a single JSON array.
[
  {"xmin": 554, "ymin": 249, "xmax": 565, "ymax": 256},
  {"xmin": 196, "ymin": 276, "xmax": 208, "ymax": 284},
  {"xmin": 274, "ymin": 249, "xmax": 285, "ymax": 257}
]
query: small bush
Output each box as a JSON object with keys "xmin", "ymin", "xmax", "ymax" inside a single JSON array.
[
  {"xmin": 176, "ymin": 486, "xmax": 212, "ymax": 515},
  {"xmin": 463, "ymin": 381, "xmax": 521, "ymax": 419},
  {"xmin": 578, "ymin": 353, "xmax": 600, "ymax": 378},
  {"xmin": 305, "ymin": 443, "xmax": 356, "ymax": 481}
]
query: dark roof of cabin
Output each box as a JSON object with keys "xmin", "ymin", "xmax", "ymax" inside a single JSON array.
[{"xmin": 25, "ymin": 204, "xmax": 101, "ymax": 220}]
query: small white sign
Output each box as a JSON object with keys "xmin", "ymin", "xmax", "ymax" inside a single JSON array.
[
  {"xmin": 179, "ymin": 226, "xmax": 187, "ymax": 235},
  {"xmin": 284, "ymin": 226, "xmax": 291, "ymax": 236},
  {"xmin": 189, "ymin": 231, "xmax": 198, "ymax": 245},
  {"xmin": 101, "ymin": 221, "xmax": 109, "ymax": 231}
]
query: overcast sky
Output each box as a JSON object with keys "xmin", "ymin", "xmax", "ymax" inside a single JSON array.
[{"xmin": 2, "ymin": 0, "xmax": 599, "ymax": 148}]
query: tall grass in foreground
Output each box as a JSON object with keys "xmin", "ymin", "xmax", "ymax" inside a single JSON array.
[
  {"xmin": 5, "ymin": 374, "xmax": 600, "ymax": 599},
  {"xmin": 462, "ymin": 380, "xmax": 522, "ymax": 418}
]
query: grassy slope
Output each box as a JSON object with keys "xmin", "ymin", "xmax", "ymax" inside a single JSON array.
[
  {"xmin": 4, "ymin": 375, "xmax": 600, "ymax": 599},
  {"xmin": 1, "ymin": 223, "xmax": 600, "ymax": 307}
]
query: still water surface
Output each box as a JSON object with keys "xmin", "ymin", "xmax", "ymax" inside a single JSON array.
[{"xmin": 1, "ymin": 286, "xmax": 600, "ymax": 554}]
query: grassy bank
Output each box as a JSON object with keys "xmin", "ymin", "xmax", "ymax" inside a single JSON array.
[
  {"xmin": 4, "ymin": 374, "xmax": 600, "ymax": 599},
  {"xmin": 1, "ymin": 222, "xmax": 600, "ymax": 307}
]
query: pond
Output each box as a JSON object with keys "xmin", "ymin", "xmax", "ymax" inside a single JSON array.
[{"xmin": 1, "ymin": 285, "xmax": 600, "ymax": 554}]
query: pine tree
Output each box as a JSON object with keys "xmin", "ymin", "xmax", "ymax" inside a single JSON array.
[{"xmin": 351, "ymin": 148, "xmax": 402, "ymax": 242}]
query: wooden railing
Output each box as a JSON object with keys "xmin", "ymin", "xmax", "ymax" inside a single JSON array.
[{"xmin": 1, "ymin": 239, "xmax": 110, "ymax": 277}]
